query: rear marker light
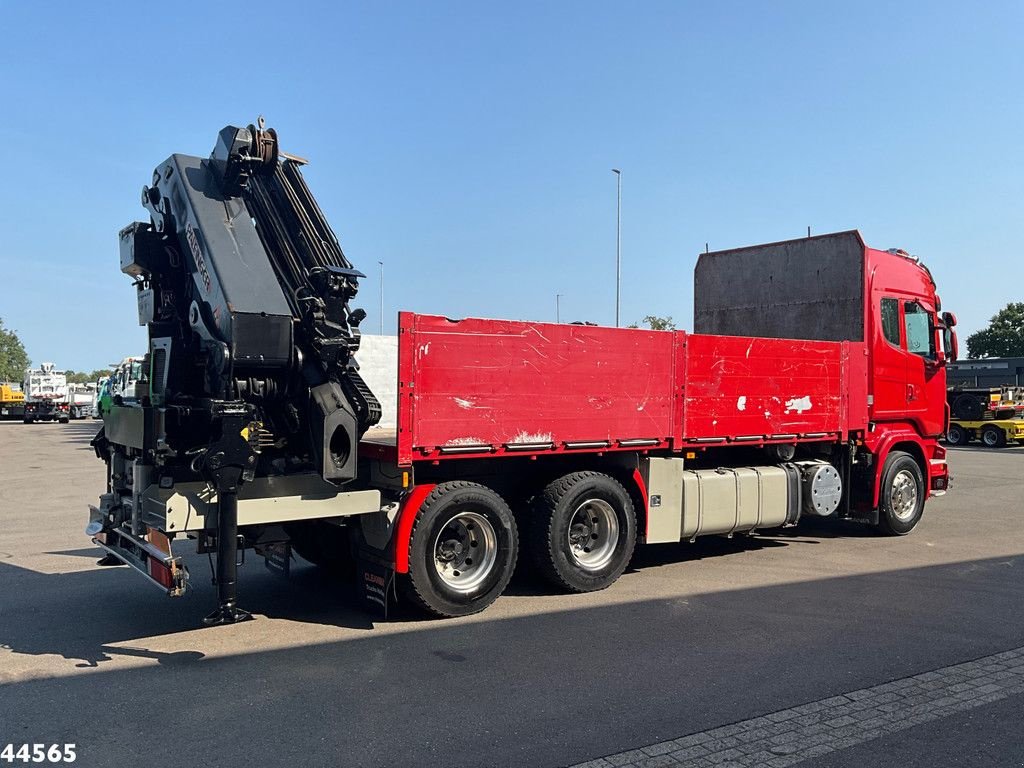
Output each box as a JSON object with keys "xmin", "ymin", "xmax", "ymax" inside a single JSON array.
[{"xmin": 148, "ymin": 558, "xmax": 175, "ymax": 589}]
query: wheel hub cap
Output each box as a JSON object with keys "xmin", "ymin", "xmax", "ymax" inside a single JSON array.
[
  {"xmin": 432, "ymin": 511, "xmax": 498, "ymax": 594},
  {"xmin": 566, "ymin": 499, "xmax": 619, "ymax": 571},
  {"xmin": 891, "ymin": 470, "xmax": 919, "ymax": 521}
]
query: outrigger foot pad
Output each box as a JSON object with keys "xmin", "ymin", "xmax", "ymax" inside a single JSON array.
[
  {"xmin": 96, "ymin": 554, "xmax": 125, "ymax": 567},
  {"xmin": 203, "ymin": 605, "xmax": 253, "ymax": 626}
]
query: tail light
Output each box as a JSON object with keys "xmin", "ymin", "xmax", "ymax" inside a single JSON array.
[{"xmin": 148, "ymin": 558, "xmax": 176, "ymax": 589}]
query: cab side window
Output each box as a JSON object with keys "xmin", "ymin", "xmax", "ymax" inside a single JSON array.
[
  {"xmin": 904, "ymin": 301, "xmax": 933, "ymax": 358},
  {"xmin": 880, "ymin": 298, "xmax": 901, "ymax": 346}
]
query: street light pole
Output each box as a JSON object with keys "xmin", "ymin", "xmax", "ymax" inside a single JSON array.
[
  {"xmin": 556, "ymin": 293, "xmax": 562, "ymax": 323},
  {"xmin": 612, "ymin": 168, "xmax": 621, "ymax": 327},
  {"xmin": 378, "ymin": 261, "xmax": 384, "ymax": 335}
]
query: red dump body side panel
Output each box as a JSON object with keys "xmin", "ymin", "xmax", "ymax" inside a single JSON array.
[
  {"xmin": 395, "ymin": 313, "xmax": 869, "ymax": 465},
  {"xmin": 682, "ymin": 335, "xmax": 869, "ymax": 442},
  {"xmin": 397, "ymin": 313, "xmax": 676, "ymax": 465}
]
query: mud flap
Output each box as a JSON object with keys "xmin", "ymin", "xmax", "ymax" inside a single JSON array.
[
  {"xmin": 357, "ymin": 550, "xmax": 396, "ymax": 618},
  {"xmin": 262, "ymin": 541, "xmax": 292, "ymax": 578}
]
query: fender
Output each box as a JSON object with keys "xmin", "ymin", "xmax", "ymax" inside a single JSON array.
[
  {"xmin": 393, "ymin": 483, "xmax": 437, "ymax": 574},
  {"xmin": 863, "ymin": 424, "xmax": 937, "ymax": 506},
  {"xmin": 631, "ymin": 468, "xmax": 650, "ymax": 538}
]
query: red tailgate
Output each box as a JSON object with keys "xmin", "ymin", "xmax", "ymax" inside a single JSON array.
[{"xmin": 397, "ymin": 313, "xmax": 676, "ymax": 464}]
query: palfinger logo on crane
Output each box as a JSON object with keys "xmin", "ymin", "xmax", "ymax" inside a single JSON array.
[{"xmin": 186, "ymin": 221, "xmax": 212, "ymax": 294}]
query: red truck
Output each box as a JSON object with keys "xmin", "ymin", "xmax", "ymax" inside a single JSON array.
[
  {"xmin": 90, "ymin": 124, "xmax": 956, "ymax": 622},
  {"xmin": 355, "ymin": 233, "xmax": 955, "ymax": 615}
]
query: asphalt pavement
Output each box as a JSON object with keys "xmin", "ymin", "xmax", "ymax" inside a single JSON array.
[{"xmin": 1, "ymin": 421, "xmax": 1022, "ymax": 767}]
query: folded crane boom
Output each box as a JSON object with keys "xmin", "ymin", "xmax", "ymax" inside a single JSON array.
[{"xmin": 94, "ymin": 119, "xmax": 380, "ymax": 623}]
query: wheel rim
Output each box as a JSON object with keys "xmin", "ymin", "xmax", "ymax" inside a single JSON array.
[
  {"xmin": 567, "ymin": 498, "xmax": 619, "ymax": 571},
  {"xmin": 432, "ymin": 510, "xmax": 498, "ymax": 594},
  {"xmin": 948, "ymin": 428, "xmax": 962, "ymax": 444},
  {"xmin": 983, "ymin": 429, "xmax": 998, "ymax": 446},
  {"xmin": 890, "ymin": 469, "xmax": 919, "ymax": 521}
]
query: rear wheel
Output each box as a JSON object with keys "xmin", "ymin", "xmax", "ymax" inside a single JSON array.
[
  {"xmin": 945, "ymin": 424, "xmax": 968, "ymax": 446},
  {"xmin": 402, "ymin": 482, "xmax": 518, "ymax": 617},
  {"xmin": 876, "ymin": 451, "xmax": 925, "ymax": 536},
  {"xmin": 526, "ymin": 471, "xmax": 637, "ymax": 593},
  {"xmin": 981, "ymin": 425, "xmax": 1006, "ymax": 448}
]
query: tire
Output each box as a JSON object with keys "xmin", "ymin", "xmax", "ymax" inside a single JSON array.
[
  {"xmin": 945, "ymin": 424, "xmax": 968, "ymax": 446},
  {"xmin": 286, "ymin": 520, "xmax": 355, "ymax": 577},
  {"xmin": 525, "ymin": 471, "xmax": 637, "ymax": 593},
  {"xmin": 981, "ymin": 425, "xmax": 1006, "ymax": 448},
  {"xmin": 952, "ymin": 394, "xmax": 984, "ymax": 421},
  {"xmin": 876, "ymin": 451, "xmax": 925, "ymax": 536},
  {"xmin": 23, "ymin": 417, "xmax": 32, "ymax": 424},
  {"xmin": 401, "ymin": 481, "xmax": 518, "ymax": 617},
  {"xmin": 59, "ymin": 417, "xmax": 70, "ymax": 424}
]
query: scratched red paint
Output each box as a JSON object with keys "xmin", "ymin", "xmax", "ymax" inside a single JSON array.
[
  {"xmin": 392, "ymin": 313, "xmax": 869, "ymax": 466},
  {"xmin": 682, "ymin": 335, "xmax": 868, "ymax": 439}
]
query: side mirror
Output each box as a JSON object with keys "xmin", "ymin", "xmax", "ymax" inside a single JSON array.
[
  {"xmin": 942, "ymin": 311, "xmax": 957, "ymax": 328},
  {"xmin": 943, "ymin": 327, "xmax": 959, "ymax": 362}
]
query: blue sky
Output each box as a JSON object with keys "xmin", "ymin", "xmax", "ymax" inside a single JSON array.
[{"xmin": 0, "ymin": 1, "xmax": 1020, "ymax": 371}]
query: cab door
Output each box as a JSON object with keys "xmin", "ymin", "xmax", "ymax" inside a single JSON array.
[
  {"xmin": 903, "ymin": 299, "xmax": 945, "ymax": 436},
  {"xmin": 870, "ymin": 296, "xmax": 908, "ymax": 423}
]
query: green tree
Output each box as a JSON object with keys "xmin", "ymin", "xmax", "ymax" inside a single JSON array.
[
  {"xmin": 628, "ymin": 315, "xmax": 677, "ymax": 331},
  {"xmin": 66, "ymin": 369, "xmax": 113, "ymax": 384},
  {"xmin": 0, "ymin": 317, "xmax": 30, "ymax": 383},
  {"xmin": 966, "ymin": 302, "xmax": 1024, "ymax": 358}
]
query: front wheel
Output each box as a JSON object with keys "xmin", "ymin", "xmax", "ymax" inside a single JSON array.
[
  {"xmin": 876, "ymin": 451, "xmax": 925, "ymax": 536},
  {"xmin": 525, "ymin": 471, "xmax": 637, "ymax": 593},
  {"xmin": 401, "ymin": 482, "xmax": 518, "ymax": 617}
]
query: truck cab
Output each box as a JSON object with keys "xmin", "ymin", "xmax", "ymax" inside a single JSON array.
[
  {"xmin": 867, "ymin": 247, "xmax": 951, "ymax": 437},
  {"xmin": 0, "ymin": 382, "xmax": 25, "ymax": 420},
  {"xmin": 694, "ymin": 231, "xmax": 955, "ymax": 505},
  {"xmin": 23, "ymin": 362, "xmax": 70, "ymax": 424}
]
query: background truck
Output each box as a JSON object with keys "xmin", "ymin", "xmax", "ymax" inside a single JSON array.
[
  {"xmin": 110, "ymin": 357, "xmax": 145, "ymax": 403},
  {"xmin": 944, "ymin": 385, "xmax": 1024, "ymax": 448},
  {"xmin": 945, "ymin": 413, "xmax": 1024, "ymax": 448},
  {"xmin": 0, "ymin": 382, "xmax": 25, "ymax": 420},
  {"xmin": 88, "ymin": 121, "xmax": 957, "ymax": 624},
  {"xmin": 947, "ymin": 386, "xmax": 1023, "ymax": 421},
  {"xmin": 91, "ymin": 376, "xmax": 109, "ymax": 418},
  {"xmin": 67, "ymin": 383, "xmax": 97, "ymax": 419},
  {"xmin": 23, "ymin": 363, "xmax": 70, "ymax": 423},
  {"xmin": 94, "ymin": 359, "xmax": 144, "ymax": 419}
]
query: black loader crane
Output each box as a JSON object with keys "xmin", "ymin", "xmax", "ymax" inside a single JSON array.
[{"xmin": 89, "ymin": 119, "xmax": 381, "ymax": 624}]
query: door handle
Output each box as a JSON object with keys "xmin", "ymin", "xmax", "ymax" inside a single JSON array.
[{"xmin": 907, "ymin": 384, "xmax": 917, "ymax": 401}]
